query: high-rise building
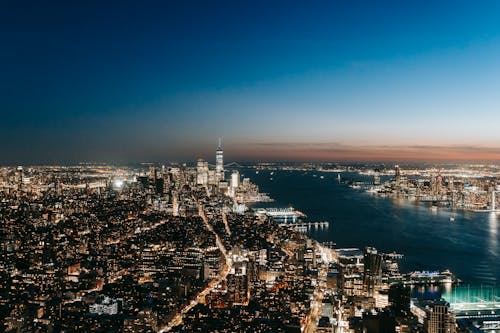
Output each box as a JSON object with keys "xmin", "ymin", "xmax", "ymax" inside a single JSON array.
[
  {"xmin": 425, "ymin": 301, "xmax": 456, "ymax": 333},
  {"xmin": 394, "ymin": 165, "xmax": 401, "ymax": 188},
  {"xmin": 388, "ymin": 283, "xmax": 411, "ymax": 315},
  {"xmin": 15, "ymin": 166, "xmax": 23, "ymax": 188},
  {"xmin": 149, "ymin": 165, "xmax": 157, "ymax": 181},
  {"xmin": 364, "ymin": 247, "xmax": 382, "ymax": 296},
  {"xmin": 172, "ymin": 191, "xmax": 179, "ymax": 216},
  {"xmin": 227, "ymin": 273, "xmax": 249, "ymax": 306},
  {"xmin": 215, "ymin": 138, "xmax": 224, "ymax": 182},
  {"xmin": 196, "ymin": 158, "xmax": 209, "ymax": 186},
  {"xmin": 228, "ymin": 170, "xmax": 240, "ymax": 198},
  {"xmin": 155, "ymin": 178, "xmax": 164, "ymax": 195},
  {"xmin": 231, "ymin": 170, "xmax": 239, "ymax": 189}
]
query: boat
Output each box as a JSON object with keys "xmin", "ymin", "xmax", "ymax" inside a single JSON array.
[{"xmin": 449, "ymin": 217, "xmax": 455, "ymax": 222}]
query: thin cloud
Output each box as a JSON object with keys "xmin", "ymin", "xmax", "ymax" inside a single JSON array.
[{"xmin": 230, "ymin": 142, "xmax": 500, "ymax": 162}]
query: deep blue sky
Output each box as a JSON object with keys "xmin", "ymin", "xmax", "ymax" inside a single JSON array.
[{"xmin": 2, "ymin": 1, "xmax": 500, "ymax": 163}]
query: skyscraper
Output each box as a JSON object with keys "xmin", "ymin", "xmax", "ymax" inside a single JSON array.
[
  {"xmin": 231, "ymin": 170, "xmax": 240, "ymax": 189},
  {"xmin": 388, "ymin": 283, "xmax": 411, "ymax": 315},
  {"xmin": 394, "ymin": 165, "xmax": 401, "ymax": 188},
  {"xmin": 149, "ymin": 165, "xmax": 157, "ymax": 181},
  {"xmin": 215, "ymin": 138, "xmax": 224, "ymax": 182},
  {"xmin": 374, "ymin": 169, "xmax": 381, "ymax": 186},
  {"xmin": 228, "ymin": 170, "xmax": 240, "ymax": 198},
  {"xmin": 425, "ymin": 301, "xmax": 456, "ymax": 333},
  {"xmin": 364, "ymin": 247, "xmax": 382, "ymax": 296},
  {"xmin": 15, "ymin": 166, "xmax": 23, "ymax": 188},
  {"xmin": 196, "ymin": 158, "xmax": 209, "ymax": 186}
]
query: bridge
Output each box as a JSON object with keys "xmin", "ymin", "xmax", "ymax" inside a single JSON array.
[
  {"xmin": 224, "ymin": 162, "xmax": 243, "ymax": 168},
  {"xmin": 206, "ymin": 162, "xmax": 244, "ymax": 168}
]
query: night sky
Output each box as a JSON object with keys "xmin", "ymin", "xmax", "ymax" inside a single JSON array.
[{"xmin": 2, "ymin": 1, "xmax": 500, "ymax": 164}]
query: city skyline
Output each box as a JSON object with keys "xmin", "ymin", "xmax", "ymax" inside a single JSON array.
[
  {"xmin": 3, "ymin": 1, "xmax": 500, "ymax": 163},
  {"xmin": 1, "ymin": 3, "xmax": 499, "ymax": 330}
]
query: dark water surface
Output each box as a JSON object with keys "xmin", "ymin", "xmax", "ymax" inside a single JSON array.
[{"xmin": 245, "ymin": 169, "xmax": 499, "ymax": 286}]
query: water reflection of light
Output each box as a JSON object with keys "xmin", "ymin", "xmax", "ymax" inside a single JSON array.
[
  {"xmin": 393, "ymin": 197, "xmax": 406, "ymax": 205},
  {"xmin": 443, "ymin": 282, "xmax": 452, "ymax": 295},
  {"xmin": 488, "ymin": 212, "xmax": 498, "ymax": 256}
]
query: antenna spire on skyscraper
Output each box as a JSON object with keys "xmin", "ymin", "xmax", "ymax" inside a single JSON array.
[{"xmin": 216, "ymin": 137, "xmax": 224, "ymax": 181}]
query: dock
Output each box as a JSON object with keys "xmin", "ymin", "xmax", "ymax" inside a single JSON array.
[
  {"xmin": 290, "ymin": 221, "xmax": 330, "ymax": 232},
  {"xmin": 255, "ymin": 207, "xmax": 306, "ymax": 224}
]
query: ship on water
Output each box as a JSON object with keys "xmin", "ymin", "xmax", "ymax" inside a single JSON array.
[
  {"xmin": 254, "ymin": 206, "xmax": 329, "ymax": 232},
  {"xmin": 255, "ymin": 206, "xmax": 306, "ymax": 224}
]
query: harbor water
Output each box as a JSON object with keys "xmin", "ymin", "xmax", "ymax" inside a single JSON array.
[{"xmin": 245, "ymin": 169, "xmax": 499, "ymax": 286}]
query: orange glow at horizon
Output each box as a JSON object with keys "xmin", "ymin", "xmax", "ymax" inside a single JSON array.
[{"xmin": 227, "ymin": 143, "xmax": 500, "ymax": 162}]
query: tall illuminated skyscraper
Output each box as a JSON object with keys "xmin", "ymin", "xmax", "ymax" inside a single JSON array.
[
  {"xmin": 215, "ymin": 138, "xmax": 224, "ymax": 182},
  {"xmin": 394, "ymin": 165, "xmax": 401, "ymax": 188},
  {"xmin": 425, "ymin": 301, "xmax": 456, "ymax": 333},
  {"xmin": 364, "ymin": 247, "xmax": 382, "ymax": 296},
  {"xmin": 197, "ymin": 158, "xmax": 209, "ymax": 186}
]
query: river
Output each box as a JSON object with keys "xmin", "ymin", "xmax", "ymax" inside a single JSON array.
[{"xmin": 245, "ymin": 169, "xmax": 499, "ymax": 286}]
